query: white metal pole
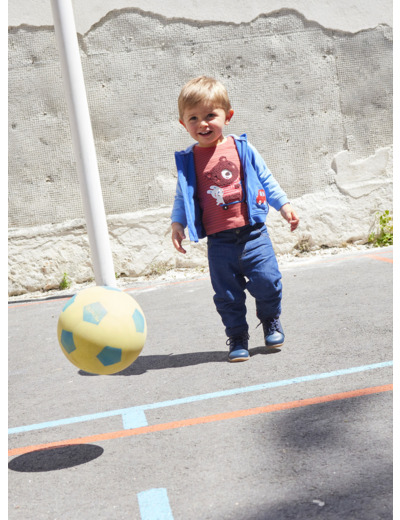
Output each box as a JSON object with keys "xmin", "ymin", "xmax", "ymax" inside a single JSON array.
[{"xmin": 50, "ymin": 0, "xmax": 116, "ymax": 287}]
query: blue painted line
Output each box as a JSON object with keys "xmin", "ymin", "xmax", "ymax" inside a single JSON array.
[
  {"xmin": 8, "ymin": 361, "xmax": 392, "ymax": 435},
  {"xmin": 137, "ymin": 488, "xmax": 174, "ymax": 520},
  {"xmin": 122, "ymin": 409, "xmax": 149, "ymax": 429}
]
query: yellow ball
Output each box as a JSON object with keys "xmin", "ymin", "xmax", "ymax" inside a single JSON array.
[{"xmin": 57, "ymin": 286, "xmax": 147, "ymax": 375}]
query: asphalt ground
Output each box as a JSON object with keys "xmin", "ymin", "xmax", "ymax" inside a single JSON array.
[{"xmin": 8, "ymin": 247, "xmax": 393, "ymax": 520}]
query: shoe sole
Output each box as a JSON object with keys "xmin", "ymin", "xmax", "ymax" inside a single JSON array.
[
  {"xmin": 266, "ymin": 342, "xmax": 284, "ymax": 349},
  {"xmin": 229, "ymin": 356, "xmax": 250, "ymax": 362}
]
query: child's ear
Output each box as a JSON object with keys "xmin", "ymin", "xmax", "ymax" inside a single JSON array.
[
  {"xmin": 179, "ymin": 119, "xmax": 187, "ymax": 129},
  {"xmin": 225, "ymin": 109, "xmax": 234, "ymax": 124}
]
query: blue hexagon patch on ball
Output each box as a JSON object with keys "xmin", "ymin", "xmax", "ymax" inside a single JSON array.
[
  {"xmin": 83, "ymin": 302, "xmax": 107, "ymax": 325},
  {"xmin": 132, "ymin": 309, "xmax": 145, "ymax": 333},
  {"xmin": 97, "ymin": 346, "xmax": 122, "ymax": 366},
  {"xmin": 62, "ymin": 294, "xmax": 76, "ymax": 312},
  {"xmin": 61, "ymin": 330, "xmax": 76, "ymax": 354}
]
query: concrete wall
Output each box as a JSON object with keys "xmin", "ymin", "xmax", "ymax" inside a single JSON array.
[
  {"xmin": 8, "ymin": 0, "xmax": 394, "ymax": 33},
  {"xmin": 8, "ymin": 2, "xmax": 393, "ymax": 296}
]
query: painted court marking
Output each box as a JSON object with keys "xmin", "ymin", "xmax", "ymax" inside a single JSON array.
[
  {"xmin": 8, "ymin": 384, "xmax": 392, "ymax": 458},
  {"xmin": 8, "ymin": 361, "xmax": 392, "ymax": 435},
  {"xmin": 137, "ymin": 488, "xmax": 174, "ymax": 520},
  {"xmin": 365, "ymin": 254, "xmax": 393, "ymax": 263},
  {"xmin": 8, "ymin": 250, "xmax": 392, "ymax": 520}
]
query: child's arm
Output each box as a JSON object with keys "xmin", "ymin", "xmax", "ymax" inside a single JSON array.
[
  {"xmin": 171, "ymin": 222, "xmax": 187, "ymax": 254},
  {"xmin": 245, "ymin": 140, "xmax": 300, "ymax": 232},
  {"xmin": 280, "ymin": 203, "xmax": 299, "ymax": 232}
]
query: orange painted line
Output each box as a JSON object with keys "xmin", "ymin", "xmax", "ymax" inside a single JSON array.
[
  {"xmin": 365, "ymin": 254, "xmax": 393, "ymax": 264},
  {"xmin": 8, "ymin": 384, "xmax": 392, "ymax": 458},
  {"xmin": 8, "ymin": 277, "xmax": 209, "ymax": 309},
  {"xmin": 293, "ymin": 251, "xmax": 393, "ymax": 267},
  {"xmin": 123, "ymin": 276, "xmax": 209, "ymax": 293},
  {"xmin": 8, "ymin": 297, "xmax": 71, "ymax": 309},
  {"xmin": 367, "ymin": 249, "xmax": 392, "ymax": 255}
]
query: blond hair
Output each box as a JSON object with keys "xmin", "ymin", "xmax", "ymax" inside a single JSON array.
[{"xmin": 178, "ymin": 76, "xmax": 232, "ymax": 120}]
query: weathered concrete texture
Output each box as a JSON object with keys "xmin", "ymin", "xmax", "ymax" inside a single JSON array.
[
  {"xmin": 333, "ymin": 147, "xmax": 392, "ymax": 199},
  {"xmin": 8, "ymin": 0, "xmax": 394, "ymax": 34},
  {"xmin": 8, "ymin": 9, "xmax": 392, "ymax": 295}
]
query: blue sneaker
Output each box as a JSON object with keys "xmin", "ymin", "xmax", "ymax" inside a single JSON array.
[
  {"xmin": 262, "ymin": 317, "xmax": 284, "ymax": 348},
  {"xmin": 227, "ymin": 333, "xmax": 250, "ymax": 362}
]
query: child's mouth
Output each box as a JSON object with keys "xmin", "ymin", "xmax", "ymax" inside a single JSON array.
[{"xmin": 199, "ymin": 130, "xmax": 212, "ymax": 136}]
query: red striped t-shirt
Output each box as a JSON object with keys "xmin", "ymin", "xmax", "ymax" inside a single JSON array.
[{"xmin": 193, "ymin": 136, "xmax": 249, "ymax": 235}]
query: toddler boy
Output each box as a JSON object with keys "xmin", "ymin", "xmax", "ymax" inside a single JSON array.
[{"xmin": 171, "ymin": 76, "xmax": 299, "ymax": 362}]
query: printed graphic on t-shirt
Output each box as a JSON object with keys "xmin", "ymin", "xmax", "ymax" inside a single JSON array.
[
  {"xmin": 193, "ymin": 136, "xmax": 249, "ymax": 234},
  {"xmin": 204, "ymin": 156, "xmax": 244, "ymax": 209}
]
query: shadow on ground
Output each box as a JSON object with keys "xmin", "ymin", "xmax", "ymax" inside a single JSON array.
[
  {"xmin": 230, "ymin": 392, "xmax": 393, "ymax": 520},
  {"xmin": 8, "ymin": 444, "xmax": 104, "ymax": 473},
  {"xmin": 78, "ymin": 346, "xmax": 280, "ymax": 376}
]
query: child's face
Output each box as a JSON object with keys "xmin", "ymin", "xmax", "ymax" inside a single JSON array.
[{"xmin": 180, "ymin": 103, "xmax": 234, "ymax": 148}]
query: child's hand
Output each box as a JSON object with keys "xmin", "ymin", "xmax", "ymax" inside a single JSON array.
[
  {"xmin": 171, "ymin": 222, "xmax": 187, "ymax": 254},
  {"xmin": 280, "ymin": 203, "xmax": 299, "ymax": 232}
]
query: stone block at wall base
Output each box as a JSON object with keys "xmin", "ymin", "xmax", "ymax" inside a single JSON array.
[
  {"xmin": 8, "ymin": 175, "xmax": 392, "ymax": 297},
  {"xmin": 8, "ymin": 207, "xmax": 207, "ymax": 296}
]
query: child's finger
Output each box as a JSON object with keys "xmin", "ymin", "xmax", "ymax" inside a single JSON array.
[
  {"xmin": 172, "ymin": 232, "xmax": 186, "ymax": 254},
  {"xmin": 290, "ymin": 214, "xmax": 299, "ymax": 231}
]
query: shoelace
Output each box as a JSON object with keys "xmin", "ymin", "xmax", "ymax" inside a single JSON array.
[
  {"xmin": 226, "ymin": 333, "xmax": 249, "ymax": 349},
  {"xmin": 257, "ymin": 317, "xmax": 281, "ymax": 334}
]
